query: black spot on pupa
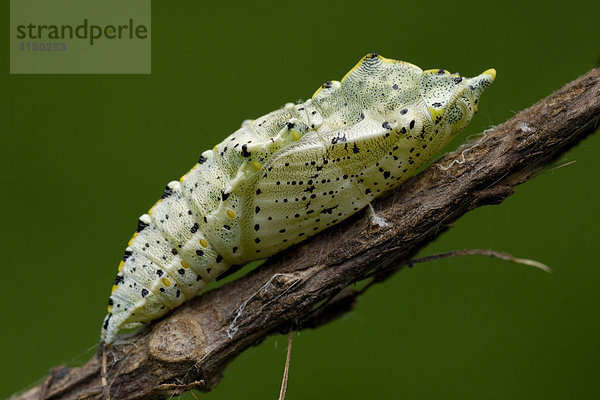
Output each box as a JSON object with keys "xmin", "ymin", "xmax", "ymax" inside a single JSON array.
[
  {"xmin": 409, "ymin": 120, "xmax": 415, "ymax": 129},
  {"xmin": 400, "ymin": 108, "xmax": 408, "ymax": 115},
  {"xmin": 255, "ymin": 206, "xmax": 260, "ymax": 213},
  {"xmin": 196, "ymin": 249, "xmax": 204, "ymax": 256},
  {"xmin": 432, "ymin": 102, "xmax": 442, "ymax": 108},
  {"xmin": 254, "ymin": 224, "xmax": 260, "ymax": 231},
  {"xmin": 178, "ymin": 268, "xmax": 185, "ymax": 275},
  {"xmin": 382, "ymin": 122, "xmax": 392, "ymax": 130},
  {"xmin": 320, "ymin": 205, "xmax": 338, "ymax": 215},
  {"xmin": 162, "ymin": 186, "xmax": 173, "ymax": 199},
  {"xmin": 392, "ymin": 84, "xmax": 399, "ymax": 90},
  {"xmin": 216, "ymin": 255, "xmax": 223, "ymax": 263},
  {"xmin": 453, "ymin": 76, "xmax": 463, "ymax": 84},
  {"xmin": 221, "ymin": 191, "xmax": 230, "ymax": 201},
  {"xmin": 156, "ymin": 269, "xmax": 164, "ymax": 277},
  {"xmin": 136, "ymin": 220, "xmax": 149, "ymax": 233},
  {"xmin": 191, "ymin": 223, "xmax": 199, "ymax": 233},
  {"xmin": 322, "ymin": 80, "xmax": 332, "ymax": 89},
  {"xmin": 171, "ymin": 248, "xmax": 178, "ymax": 255},
  {"xmin": 198, "ymin": 156, "xmax": 207, "ymax": 164},
  {"xmin": 123, "ymin": 251, "xmax": 133, "ymax": 261},
  {"xmin": 241, "ymin": 144, "xmax": 251, "ymax": 157},
  {"xmin": 352, "ymin": 143, "xmax": 360, "ymax": 154},
  {"xmin": 255, "ymin": 237, "xmax": 261, "ymax": 243},
  {"xmin": 141, "ymin": 289, "xmax": 149, "ymax": 297}
]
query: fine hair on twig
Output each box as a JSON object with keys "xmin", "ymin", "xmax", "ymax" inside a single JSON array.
[
  {"xmin": 278, "ymin": 327, "xmax": 294, "ymax": 400},
  {"xmin": 393, "ymin": 249, "xmax": 551, "ymax": 274}
]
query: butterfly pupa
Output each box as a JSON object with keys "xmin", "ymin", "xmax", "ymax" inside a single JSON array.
[{"xmin": 101, "ymin": 53, "xmax": 495, "ymax": 344}]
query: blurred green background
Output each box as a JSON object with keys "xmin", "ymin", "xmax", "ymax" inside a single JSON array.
[{"xmin": 2, "ymin": 0, "xmax": 599, "ymax": 398}]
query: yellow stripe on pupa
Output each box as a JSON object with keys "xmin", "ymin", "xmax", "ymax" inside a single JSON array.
[
  {"xmin": 428, "ymin": 106, "xmax": 446, "ymax": 124},
  {"xmin": 251, "ymin": 161, "xmax": 262, "ymax": 171},
  {"xmin": 423, "ymin": 68, "xmax": 451, "ymax": 75},
  {"xmin": 127, "ymin": 233, "xmax": 138, "ymax": 246}
]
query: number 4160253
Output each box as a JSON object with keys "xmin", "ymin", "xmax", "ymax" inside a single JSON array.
[{"xmin": 18, "ymin": 42, "xmax": 66, "ymax": 51}]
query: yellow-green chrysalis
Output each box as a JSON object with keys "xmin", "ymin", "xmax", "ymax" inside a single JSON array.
[{"xmin": 102, "ymin": 53, "xmax": 495, "ymax": 344}]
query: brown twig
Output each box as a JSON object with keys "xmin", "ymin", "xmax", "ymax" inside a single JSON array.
[{"xmin": 13, "ymin": 67, "xmax": 600, "ymax": 400}]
